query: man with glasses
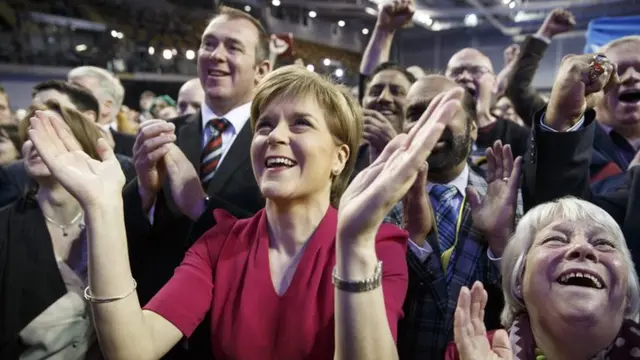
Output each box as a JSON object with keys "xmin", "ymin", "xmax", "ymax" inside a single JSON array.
[{"xmin": 446, "ymin": 48, "xmax": 530, "ymax": 159}]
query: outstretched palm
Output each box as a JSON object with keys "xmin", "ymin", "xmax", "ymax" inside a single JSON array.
[
  {"xmin": 454, "ymin": 282, "xmax": 512, "ymax": 360},
  {"xmin": 27, "ymin": 111, "xmax": 125, "ymax": 207},
  {"xmin": 467, "ymin": 140, "xmax": 522, "ymax": 251},
  {"xmin": 337, "ymin": 87, "xmax": 465, "ymax": 241}
]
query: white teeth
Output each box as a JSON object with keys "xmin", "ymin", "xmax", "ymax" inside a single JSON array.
[
  {"xmin": 559, "ymin": 271, "xmax": 603, "ymax": 289},
  {"xmin": 266, "ymin": 157, "xmax": 295, "ymax": 168}
]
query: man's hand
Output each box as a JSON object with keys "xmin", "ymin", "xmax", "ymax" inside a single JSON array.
[
  {"xmin": 132, "ymin": 119, "xmax": 176, "ymax": 212},
  {"xmin": 537, "ymin": 8, "xmax": 576, "ymax": 39},
  {"xmin": 545, "ymin": 54, "xmax": 619, "ymax": 131},
  {"xmin": 376, "ymin": 0, "xmax": 415, "ymax": 32}
]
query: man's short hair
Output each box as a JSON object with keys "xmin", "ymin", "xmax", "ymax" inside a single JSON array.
[
  {"xmin": 32, "ymin": 80, "xmax": 100, "ymax": 116},
  {"xmin": 370, "ymin": 62, "xmax": 417, "ymax": 85},
  {"xmin": 68, "ymin": 66, "xmax": 125, "ymax": 113},
  {"xmin": 210, "ymin": 6, "xmax": 270, "ymax": 63}
]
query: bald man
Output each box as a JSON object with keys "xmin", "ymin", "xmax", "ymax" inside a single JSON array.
[
  {"xmin": 446, "ymin": 48, "xmax": 530, "ymax": 159},
  {"xmin": 176, "ymin": 78, "xmax": 205, "ymax": 116}
]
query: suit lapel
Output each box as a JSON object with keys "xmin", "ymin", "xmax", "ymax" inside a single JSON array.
[
  {"xmin": 594, "ymin": 124, "xmax": 626, "ymax": 169},
  {"xmin": 206, "ymin": 121, "xmax": 252, "ymax": 195},
  {"xmin": 176, "ymin": 113, "xmax": 204, "ymax": 171}
]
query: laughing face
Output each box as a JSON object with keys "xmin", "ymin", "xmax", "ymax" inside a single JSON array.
[
  {"xmin": 250, "ymin": 95, "xmax": 349, "ymax": 205},
  {"xmin": 598, "ymin": 39, "xmax": 640, "ymax": 130},
  {"xmin": 198, "ymin": 15, "xmax": 267, "ymax": 112},
  {"xmin": 522, "ymin": 219, "xmax": 628, "ymax": 327},
  {"xmin": 445, "ymin": 48, "xmax": 495, "ymax": 103},
  {"xmin": 362, "ymin": 69, "xmax": 411, "ymax": 133}
]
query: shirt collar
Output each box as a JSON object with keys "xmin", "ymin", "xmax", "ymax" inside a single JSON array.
[
  {"xmin": 426, "ymin": 164, "xmax": 470, "ymax": 196},
  {"xmin": 201, "ymin": 102, "xmax": 251, "ymax": 133}
]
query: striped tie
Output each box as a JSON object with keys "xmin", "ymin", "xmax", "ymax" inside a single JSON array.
[{"xmin": 200, "ymin": 118, "xmax": 228, "ymax": 184}]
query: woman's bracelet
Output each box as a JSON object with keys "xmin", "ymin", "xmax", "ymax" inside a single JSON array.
[
  {"xmin": 84, "ymin": 279, "xmax": 137, "ymax": 304},
  {"xmin": 332, "ymin": 261, "xmax": 383, "ymax": 293}
]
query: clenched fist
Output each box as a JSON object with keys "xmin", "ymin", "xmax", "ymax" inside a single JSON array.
[{"xmin": 545, "ymin": 53, "xmax": 619, "ymax": 131}]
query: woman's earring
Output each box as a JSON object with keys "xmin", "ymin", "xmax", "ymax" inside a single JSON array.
[{"xmin": 332, "ymin": 168, "xmax": 340, "ymax": 176}]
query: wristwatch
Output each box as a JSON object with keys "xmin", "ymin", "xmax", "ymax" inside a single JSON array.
[{"xmin": 332, "ymin": 261, "xmax": 383, "ymax": 293}]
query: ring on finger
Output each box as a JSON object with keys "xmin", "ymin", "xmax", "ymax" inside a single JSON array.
[
  {"xmin": 502, "ymin": 177, "xmax": 509, "ymax": 182},
  {"xmin": 587, "ymin": 54, "xmax": 609, "ymax": 84}
]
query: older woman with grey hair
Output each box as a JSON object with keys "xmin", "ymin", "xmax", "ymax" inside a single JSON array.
[{"xmin": 446, "ymin": 197, "xmax": 640, "ymax": 360}]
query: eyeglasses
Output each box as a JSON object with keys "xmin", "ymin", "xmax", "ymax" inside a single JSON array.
[{"xmin": 446, "ymin": 65, "xmax": 493, "ymax": 78}]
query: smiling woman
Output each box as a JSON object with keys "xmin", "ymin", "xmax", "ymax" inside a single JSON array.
[
  {"xmin": 25, "ymin": 63, "xmax": 464, "ymax": 360},
  {"xmin": 447, "ymin": 196, "xmax": 640, "ymax": 360}
]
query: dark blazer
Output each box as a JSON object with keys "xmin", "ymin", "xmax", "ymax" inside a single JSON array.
[
  {"xmin": 504, "ymin": 35, "xmax": 549, "ymax": 126},
  {"xmin": 0, "ymin": 197, "xmax": 67, "ymax": 358},
  {"xmin": 0, "ymin": 156, "xmax": 136, "ymax": 208},
  {"xmin": 124, "ymin": 111, "xmax": 263, "ymax": 299},
  {"xmin": 522, "ymin": 110, "xmax": 640, "ymax": 272},
  {"xmin": 122, "ymin": 111, "xmax": 263, "ymax": 359},
  {"xmin": 476, "ymin": 118, "xmax": 530, "ymax": 159},
  {"xmin": 110, "ymin": 128, "xmax": 136, "ymax": 157}
]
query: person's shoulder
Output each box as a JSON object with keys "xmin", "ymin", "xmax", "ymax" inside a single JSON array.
[
  {"xmin": 169, "ymin": 113, "xmax": 199, "ymax": 128},
  {"xmin": 207, "ymin": 208, "xmax": 265, "ymax": 242},
  {"xmin": 376, "ymin": 222, "xmax": 408, "ymax": 242}
]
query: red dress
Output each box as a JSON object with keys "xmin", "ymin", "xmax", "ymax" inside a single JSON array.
[{"xmin": 144, "ymin": 207, "xmax": 409, "ymax": 360}]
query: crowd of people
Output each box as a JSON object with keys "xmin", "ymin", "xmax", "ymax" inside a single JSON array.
[{"xmin": 0, "ymin": 0, "xmax": 639, "ymax": 359}]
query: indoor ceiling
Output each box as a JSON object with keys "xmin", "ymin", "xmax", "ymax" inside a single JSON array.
[{"xmin": 242, "ymin": 0, "xmax": 640, "ymax": 38}]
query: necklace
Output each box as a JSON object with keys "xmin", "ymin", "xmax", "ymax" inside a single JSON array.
[{"xmin": 43, "ymin": 212, "xmax": 85, "ymax": 236}]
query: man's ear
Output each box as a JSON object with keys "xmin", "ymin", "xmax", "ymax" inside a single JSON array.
[{"xmin": 254, "ymin": 60, "xmax": 272, "ymax": 84}]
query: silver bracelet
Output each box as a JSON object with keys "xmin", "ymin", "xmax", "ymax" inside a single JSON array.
[
  {"xmin": 332, "ymin": 261, "xmax": 383, "ymax": 293},
  {"xmin": 84, "ymin": 280, "xmax": 137, "ymax": 304}
]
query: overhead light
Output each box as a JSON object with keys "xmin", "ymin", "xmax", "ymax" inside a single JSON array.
[
  {"xmin": 309, "ymin": 11, "xmax": 317, "ymax": 18},
  {"xmin": 464, "ymin": 13, "xmax": 478, "ymax": 27},
  {"xmin": 502, "ymin": 0, "xmax": 510, "ymax": 3},
  {"xmin": 148, "ymin": 46, "xmax": 155, "ymax": 55},
  {"xmin": 306, "ymin": 64, "xmax": 315, "ymax": 72},
  {"xmin": 362, "ymin": 28, "xmax": 369, "ymax": 35},
  {"xmin": 272, "ymin": 0, "xmax": 280, "ymax": 6},
  {"xmin": 432, "ymin": 22, "xmax": 442, "ymax": 31},
  {"xmin": 338, "ymin": 20, "xmax": 345, "ymax": 27},
  {"xmin": 365, "ymin": 7, "xmax": 377, "ymax": 16},
  {"xmin": 323, "ymin": 58, "xmax": 331, "ymax": 66},
  {"xmin": 334, "ymin": 68, "xmax": 344, "ymax": 77},
  {"xmin": 509, "ymin": 1, "xmax": 516, "ymax": 8},
  {"xmin": 75, "ymin": 44, "xmax": 87, "ymax": 52},
  {"xmin": 186, "ymin": 50, "xmax": 195, "ymax": 60},
  {"xmin": 414, "ymin": 11, "xmax": 433, "ymax": 26},
  {"xmin": 117, "ymin": 32, "xmax": 124, "ymax": 39},
  {"xmin": 110, "ymin": 30, "xmax": 117, "ymax": 38},
  {"xmin": 514, "ymin": 11, "xmax": 526, "ymax": 22},
  {"xmin": 244, "ymin": 5, "xmax": 251, "ymax": 11},
  {"xmin": 163, "ymin": 49, "xmax": 173, "ymax": 60},
  {"xmin": 172, "ymin": 49, "xmax": 177, "ymax": 55}
]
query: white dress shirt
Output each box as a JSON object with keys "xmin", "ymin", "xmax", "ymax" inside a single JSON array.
[
  {"xmin": 148, "ymin": 102, "xmax": 251, "ymax": 223},
  {"xmin": 200, "ymin": 101, "xmax": 251, "ymax": 166}
]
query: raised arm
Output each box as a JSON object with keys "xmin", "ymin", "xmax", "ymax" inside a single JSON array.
[
  {"xmin": 27, "ymin": 111, "xmax": 183, "ymax": 359},
  {"xmin": 335, "ymin": 87, "xmax": 464, "ymax": 360}
]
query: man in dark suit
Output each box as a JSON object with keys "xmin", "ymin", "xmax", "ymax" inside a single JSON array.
[
  {"xmin": 68, "ymin": 66, "xmax": 136, "ymax": 157},
  {"xmin": 0, "ymin": 81, "xmax": 136, "ymax": 207},
  {"xmin": 521, "ymin": 47, "xmax": 640, "ymax": 269},
  {"xmin": 123, "ymin": 0, "xmax": 269, "ymax": 323},
  {"xmin": 507, "ymin": 13, "xmax": 640, "ymax": 192}
]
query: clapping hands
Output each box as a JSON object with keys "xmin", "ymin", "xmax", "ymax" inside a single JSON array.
[
  {"xmin": 467, "ymin": 140, "xmax": 521, "ymax": 256},
  {"xmin": 454, "ymin": 282, "xmax": 512, "ymax": 360},
  {"xmin": 27, "ymin": 110, "xmax": 125, "ymax": 208},
  {"xmin": 337, "ymin": 87, "xmax": 465, "ymax": 245}
]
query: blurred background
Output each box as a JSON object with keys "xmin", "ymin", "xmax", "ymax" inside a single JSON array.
[{"xmin": 0, "ymin": 0, "xmax": 638, "ymax": 110}]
